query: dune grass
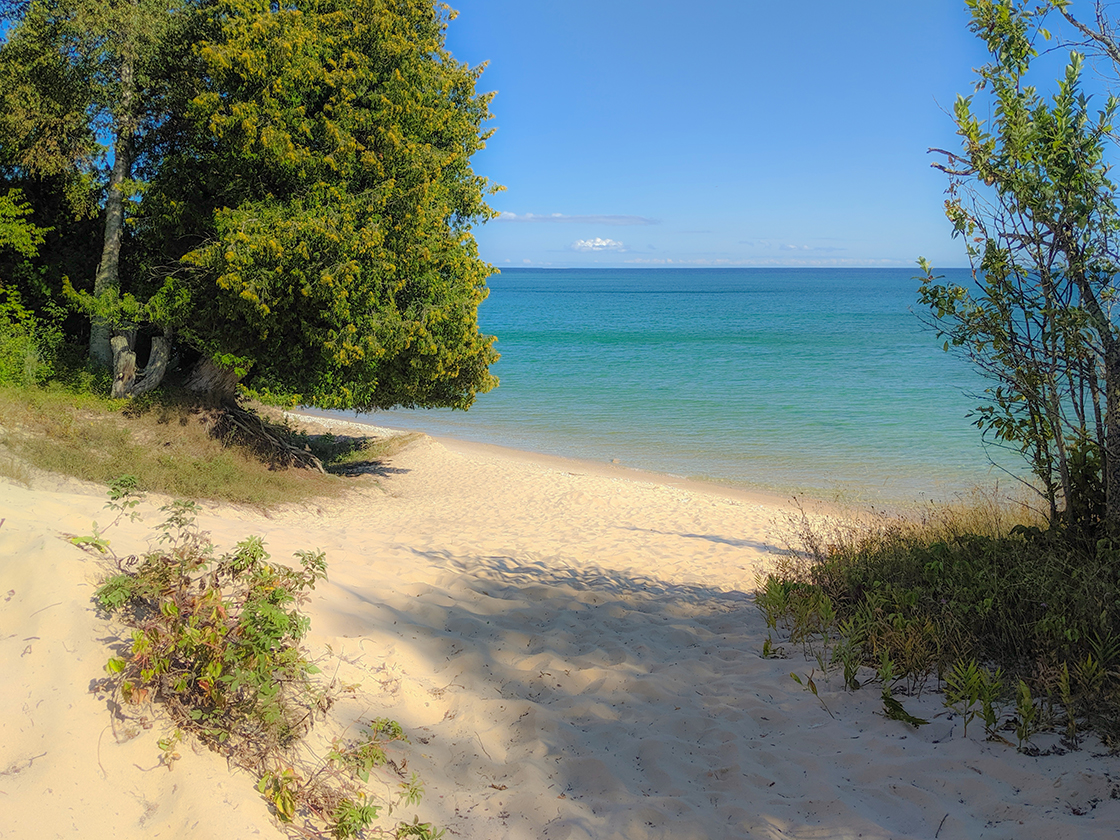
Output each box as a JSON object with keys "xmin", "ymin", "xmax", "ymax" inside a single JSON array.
[
  {"xmin": 0, "ymin": 381, "xmax": 413, "ymax": 507},
  {"xmin": 758, "ymin": 493, "xmax": 1120, "ymax": 750},
  {"xmin": 308, "ymin": 430, "xmax": 424, "ymax": 477}
]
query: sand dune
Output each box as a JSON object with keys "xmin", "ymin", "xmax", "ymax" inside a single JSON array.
[{"xmin": 2, "ymin": 425, "xmax": 1119, "ymax": 839}]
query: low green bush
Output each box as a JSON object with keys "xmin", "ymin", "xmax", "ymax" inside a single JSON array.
[
  {"xmin": 84, "ymin": 481, "xmax": 443, "ymax": 838},
  {"xmin": 758, "ymin": 498, "xmax": 1120, "ymax": 750},
  {"xmin": 0, "ymin": 287, "xmax": 59, "ymax": 387}
]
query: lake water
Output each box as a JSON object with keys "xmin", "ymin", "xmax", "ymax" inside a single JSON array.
[{"xmin": 321, "ymin": 267, "xmax": 1015, "ymax": 504}]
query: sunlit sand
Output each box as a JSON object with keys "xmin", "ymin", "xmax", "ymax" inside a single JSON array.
[{"xmin": 2, "ymin": 420, "xmax": 1118, "ymax": 838}]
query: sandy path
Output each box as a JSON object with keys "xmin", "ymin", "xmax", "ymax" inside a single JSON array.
[{"xmin": 2, "ymin": 429, "xmax": 1119, "ymax": 839}]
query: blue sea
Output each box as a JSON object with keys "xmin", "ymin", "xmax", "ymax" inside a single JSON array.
[{"xmin": 325, "ymin": 267, "xmax": 1017, "ymax": 504}]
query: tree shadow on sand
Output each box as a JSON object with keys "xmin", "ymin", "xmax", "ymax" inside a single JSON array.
[{"xmin": 324, "ymin": 548, "xmax": 821, "ymax": 839}]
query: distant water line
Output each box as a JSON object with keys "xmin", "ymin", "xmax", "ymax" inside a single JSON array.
[{"xmin": 318, "ymin": 267, "xmax": 1014, "ymax": 505}]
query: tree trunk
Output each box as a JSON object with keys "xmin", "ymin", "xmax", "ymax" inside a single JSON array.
[
  {"xmin": 182, "ymin": 356, "xmax": 324, "ymax": 473},
  {"xmin": 110, "ymin": 334, "xmax": 137, "ymax": 398},
  {"xmin": 130, "ymin": 333, "xmax": 172, "ymax": 396},
  {"xmin": 90, "ymin": 53, "xmax": 135, "ymax": 368},
  {"xmin": 1105, "ymin": 348, "xmax": 1120, "ymax": 529},
  {"xmin": 1067, "ymin": 261, "xmax": 1119, "ymax": 530},
  {"xmin": 184, "ymin": 356, "xmax": 242, "ymax": 404},
  {"xmin": 109, "ymin": 329, "xmax": 173, "ymax": 398}
]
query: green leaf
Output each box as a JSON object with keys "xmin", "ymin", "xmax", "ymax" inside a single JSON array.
[{"xmin": 883, "ymin": 694, "xmax": 929, "ymax": 728}]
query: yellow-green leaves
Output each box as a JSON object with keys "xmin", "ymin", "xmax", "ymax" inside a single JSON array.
[{"xmin": 142, "ymin": 0, "xmax": 498, "ymax": 410}]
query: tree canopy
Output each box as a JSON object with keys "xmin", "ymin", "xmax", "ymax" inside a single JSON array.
[
  {"xmin": 1, "ymin": 0, "xmax": 500, "ymax": 410},
  {"xmin": 922, "ymin": 0, "xmax": 1120, "ymax": 528}
]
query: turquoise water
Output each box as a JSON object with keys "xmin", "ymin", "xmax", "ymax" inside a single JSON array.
[{"xmin": 329, "ymin": 268, "xmax": 1012, "ymax": 503}]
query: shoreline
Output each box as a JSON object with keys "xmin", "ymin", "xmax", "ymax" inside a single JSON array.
[
  {"xmin": 285, "ymin": 409, "xmax": 808, "ymax": 512},
  {"xmin": 287, "ymin": 405, "xmax": 1003, "ymax": 513}
]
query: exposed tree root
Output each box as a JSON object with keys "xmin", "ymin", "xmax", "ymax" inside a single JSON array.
[{"xmin": 207, "ymin": 403, "xmax": 326, "ymax": 474}]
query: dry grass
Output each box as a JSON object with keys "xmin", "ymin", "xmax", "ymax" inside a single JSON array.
[{"xmin": 0, "ymin": 384, "xmax": 410, "ymax": 507}]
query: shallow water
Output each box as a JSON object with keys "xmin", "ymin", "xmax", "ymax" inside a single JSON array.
[{"xmin": 330, "ymin": 267, "xmax": 1013, "ymax": 504}]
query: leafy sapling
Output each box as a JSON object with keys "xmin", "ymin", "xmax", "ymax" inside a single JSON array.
[
  {"xmin": 791, "ymin": 669, "xmax": 834, "ymax": 718},
  {"xmin": 944, "ymin": 659, "xmax": 985, "ymax": 738},
  {"xmin": 70, "ymin": 475, "xmax": 146, "ymax": 557},
  {"xmin": 1015, "ymin": 679, "xmax": 1039, "ymax": 751},
  {"xmin": 1059, "ymin": 663, "xmax": 1079, "ymax": 749}
]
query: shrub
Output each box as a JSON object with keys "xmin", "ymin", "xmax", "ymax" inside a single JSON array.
[
  {"xmin": 758, "ymin": 497, "xmax": 1120, "ymax": 749},
  {"xmin": 84, "ymin": 483, "xmax": 443, "ymax": 838},
  {"xmin": 0, "ymin": 287, "xmax": 58, "ymax": 386}
]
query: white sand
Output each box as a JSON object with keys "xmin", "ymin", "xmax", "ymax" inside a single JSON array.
[{"xmin": 2, "ymin": 424, "xmax": 1119, "ymax": 839}]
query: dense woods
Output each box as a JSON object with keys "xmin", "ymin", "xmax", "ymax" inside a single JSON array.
[{"xmin": 0, "ymin": 0, "xmax": 499, "ymax": 410}]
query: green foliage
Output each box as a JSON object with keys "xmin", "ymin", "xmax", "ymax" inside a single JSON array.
[
  {"xmin": 0, "ymin": 188, "xmax": 48, "ymax": 258},
  {"xmin": 257, "ymin": 767, "xmax": 300, "ymax": 823},
  {"xmin": 86, "ymin": 485, "xmax": 441, "ymax": 836},
  {"xmin": 758, "ymin": 497, "xmax": 1120, "ymax": 747},
  {"xmin": 136, "ymin": 0, "xmax": 500, "ymax": 409},
  {"xmin": 877, "ymin": 651, "xmax": 928, "ymax": 728},
  {"xmin": 0, "ymin": 285, "xmax": 59, "ymax": 386},
  {"xmin": 332, "ymin": 797, "xmax": 381, "ymax": 839},
  {"xmin": 944, "ymin": 659, "xmax": 1004, "ymax": 738},
  {"xmin": 921, "ymin": 0, "xmax": 1120, "ymax": 526},
  {"xmin": 0, "ymin": 0, "xmax": 191, "ymax": 341},
  {"xmin": 1014, "ymin": 678, "xmax": 1040, "ymax": 750},
  {"xmin": 395, "ymin": 816, "xmax": 445, "ymax": 839},
  {"xmin": 790, "ymin": 669, "xmax": 833, "ymax": 718},
  {"xmin": 0, "ymin": 2, "xmax": 103, "ymax": 196},
  {"xmin": 94, "ymin": 505, "xmax": 326, "ymax": 748},
  {"xmin": 330, "ymin": 719, "xmax": 409, "ymax": 783},
  {"xmin": 881, "ymin": 694, "xmax": 929, "ymax": 729},
  {"xmin": 157, "ymin": 729, "xmax": 183, "ymax": 770},
  {"xmin": 2, "ymin": 1, "xmax": 500, "ymax": 413}
]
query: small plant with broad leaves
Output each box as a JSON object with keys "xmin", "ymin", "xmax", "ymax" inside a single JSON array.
[
  {"xmin": 329, "ymin": 719, "xmax": 409, "ymax": 783},
  {"xmin": 83, "ymin": 481, "xmax": 442, "ymax": 838},
  {"xmin": 944, "ymin": 659, "xmax": 1003, "ymax": 739},
  {"xmin": 157, "ymin": 729, "xmax": 182, "ymax": 770},
  {"xmin": 1014, "ymin": 679, "xmax": 1039, "ymax": 752}
]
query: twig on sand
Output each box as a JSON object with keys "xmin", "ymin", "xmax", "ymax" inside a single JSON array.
[{"xmin": 935, "ymin": 813, "xmax": 949, "ymax": 838}]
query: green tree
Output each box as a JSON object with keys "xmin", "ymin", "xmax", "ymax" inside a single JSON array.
[
  {"xmin": 921, "ymin": 0, "xmax": 1120, "ymax": 528},
  {"xmin": 0, "ymin": 0, "xmax": 188, "ymax": 395},
  {"xmin": 2, "ymin": 0, "xmax": 500, "ymax": 414},
  {"xmin": 139, "ymin": 0, "xmax": 499, "ymax": 409},
  {"xmin": 0, "ymin": 188, "xmax": 47, "ymax": 259},
  {"xmin": 0, "ymin": 186, "xmax": 58, "ymax": 385}
]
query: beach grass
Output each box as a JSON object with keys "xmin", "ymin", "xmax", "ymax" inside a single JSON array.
[
  {"xmin": 304, "ymin": 429, "xmax": 423, "ymax": 476},
  {"xmin": 759, "ymin": 493, "xmax": 1120, "ymax": 748},
  {"xmin": 0, "ymin": 381, "xmax": 406, "ymax": 506}
]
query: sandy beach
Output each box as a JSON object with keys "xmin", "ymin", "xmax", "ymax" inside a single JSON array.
[{"xmin": 2, "ymin": 417, "xmax": 1119, "ymax": 839}]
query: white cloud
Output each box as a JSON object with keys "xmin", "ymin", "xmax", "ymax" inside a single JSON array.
[
  {"xmin": 779, "ymin": 243, "xmax": 847, "ymax": 253},
  {"xmin": 498, "ymin": 212, "xmax": 659, "ymax": 226},
  {"xmin": 739, "ymin": 239, "xmax": 847, "ymax": 254},
  {"xmin": 571, "ymin": 237, "xmax": 626, "ymax": 252},
  {"xmin": 624, "ymin": 256, "xmax": 905, "ymax": 267}
]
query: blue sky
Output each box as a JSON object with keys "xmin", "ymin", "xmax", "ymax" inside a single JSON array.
[{"xmin": 442, "ymin": 1, "xmax": 1065, "ymax": 269}]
